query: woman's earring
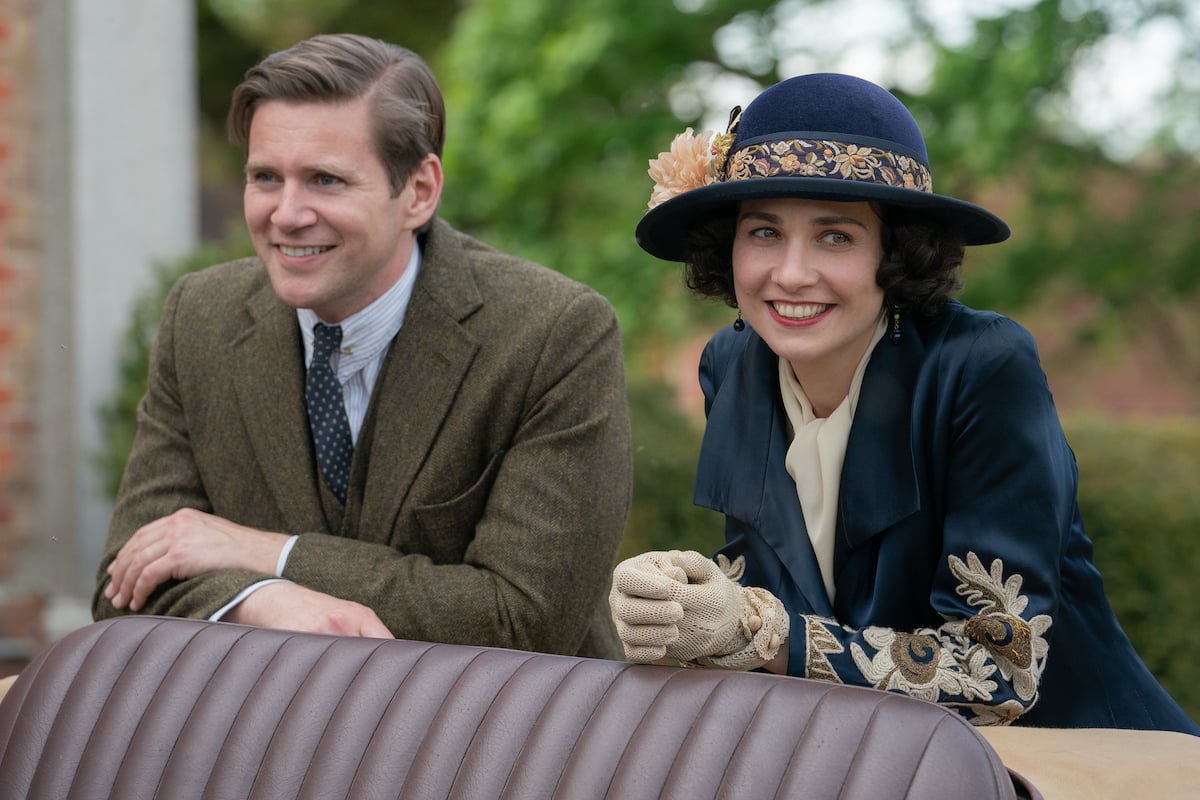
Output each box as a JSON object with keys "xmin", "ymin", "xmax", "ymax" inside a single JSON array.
[
  {"xmin": 733, "ymin": 311, "xmax": 745, "ymax": 332},
  {"xmin": 890, "ymin": 306, "xmax": 902, "ymax": 344}
]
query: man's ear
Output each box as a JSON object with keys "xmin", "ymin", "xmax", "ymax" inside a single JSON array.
[{"xmin": 401, "ymin": 154, "xmax": 444, "ymax": 231}]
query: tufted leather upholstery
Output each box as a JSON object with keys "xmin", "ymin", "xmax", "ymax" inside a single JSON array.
[{"xmin": 0, "ymin": 616, "xmax": 1038, "ymax": 799}]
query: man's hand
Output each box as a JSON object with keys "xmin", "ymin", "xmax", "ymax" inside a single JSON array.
[
  {"xmin": 225, "ymin": 582, "xmax": 394, "ymax": 638},
  {"xmin": 104, "ymin": 508, "xmax": 289, "ymax": 611}
]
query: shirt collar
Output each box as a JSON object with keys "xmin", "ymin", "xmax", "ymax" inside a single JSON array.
[{"xmin": 297, "ymin": 243, "xmax": 422, "ymax": 379}]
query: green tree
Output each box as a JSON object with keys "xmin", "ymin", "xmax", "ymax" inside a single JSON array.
[
  {"xmin": 912, "ymin": 0, "xmax": 1200, "ymax": 329},
  {"xmin": 437, "ymin": 0, "xmax": 779, "ymax": 346},
  {"xmin": 195, "ymin": 0, "xmax": 468, "ymax": 227}
]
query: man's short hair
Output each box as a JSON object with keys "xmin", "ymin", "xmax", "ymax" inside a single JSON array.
[{"xmin": 227, "ymin": 33, "xmax": 445, "ymax": 197}]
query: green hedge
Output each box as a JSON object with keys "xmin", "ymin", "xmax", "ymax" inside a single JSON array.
[
  {"xmin": 622, "ymin": 378, "xmax": 723, "ymax": 561},
  {"xmin": 1063, "ymin": 415, "xmax": 1200, "ymax": 724}
]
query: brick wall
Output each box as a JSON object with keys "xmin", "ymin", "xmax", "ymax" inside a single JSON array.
[{"xmin": 0, "ymin": 0, "xmax": 46, "ymax": 671}]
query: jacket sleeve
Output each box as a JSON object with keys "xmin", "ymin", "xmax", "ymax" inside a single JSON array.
[
  {"xmin": 93, "ymin": 271, "xmax": 274, "ymax": 621},
  {"xmin": 787, "ymin": 557, "xmax": 1052, "ymax": 726},
  {"xmin": 760, "ymin": 317, "xmax": 1067, "ymax": 725}
]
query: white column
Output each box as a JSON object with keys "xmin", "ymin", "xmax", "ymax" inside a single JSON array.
[{"xmin": 35, "ymin": 0, "xmax": 197, "ymax": 621}]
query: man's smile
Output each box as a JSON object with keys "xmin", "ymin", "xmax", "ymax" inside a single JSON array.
[{"xmin": 278, "ymin": 244, "xmax": 334, "ymax": 257}]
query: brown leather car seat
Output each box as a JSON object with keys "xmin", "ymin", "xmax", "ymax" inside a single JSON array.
[{"xmin": 0, "ymin": 616, "xmax": 1038, "ymax": 799}]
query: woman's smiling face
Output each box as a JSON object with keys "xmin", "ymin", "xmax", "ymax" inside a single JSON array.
[{"xmin": 732, "ymin": 197, "xmax": 885, "ymax": 382}]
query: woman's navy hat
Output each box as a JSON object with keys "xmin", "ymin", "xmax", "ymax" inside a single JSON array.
[{"xmin": 635, "ymin": 73, "xmax": 1010, "ymax": 262}]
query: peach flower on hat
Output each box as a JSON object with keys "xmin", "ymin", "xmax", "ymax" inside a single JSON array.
[{"xmin": 648, "ymin": 128, "xmax": 719, "ymax": 209}]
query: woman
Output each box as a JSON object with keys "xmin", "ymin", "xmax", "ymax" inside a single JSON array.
[{"xmin": 612, "ymin": 72, "xmax": 1199, "ymax": 734}]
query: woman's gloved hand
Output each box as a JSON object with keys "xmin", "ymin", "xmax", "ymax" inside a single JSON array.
[
  {"xmin": 607, "ymin": 550, "xmax": 688, "ymax": 662},
  {"xmin": 609, "ymin": 550, "xmax": 789, "ymax": 670}
]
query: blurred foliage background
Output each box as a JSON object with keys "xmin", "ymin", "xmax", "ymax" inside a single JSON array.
[{"xmin": 99, "ymin": 0, "xmax": 1199, "ymax": 722}]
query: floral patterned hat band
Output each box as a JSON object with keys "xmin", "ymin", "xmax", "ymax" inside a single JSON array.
[
  {"xmin": 635, "ymin": 73, "xmax": 1010, "ymax": 263},
  {"xmin": 648, "ymin": 122, "xmax": 934, "ymax": 211}
]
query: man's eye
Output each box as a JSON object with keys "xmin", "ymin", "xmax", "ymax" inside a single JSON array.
[
  {"xmin": 249, "ymin": 171, "xmax": 278, "ymax": 184},
  {"xmin": 315, "ymin": 174, "xmax": 342, "ymax": 187}
]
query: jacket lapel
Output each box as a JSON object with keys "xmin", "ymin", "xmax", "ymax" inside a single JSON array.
[
  {"xmin": 695, "ymin": 332, "xmax": 834, "ymax": 616},
  {"xmin": 356, "ymin": 221, "xmax": 483, "ymax": 540},
  {"xmin": 232, "ymin": 279, "xmax": 329, "ymax": 533},
  {"xmin": 837, "ymin": 322, "xmax": 923, "ymax": 552}
]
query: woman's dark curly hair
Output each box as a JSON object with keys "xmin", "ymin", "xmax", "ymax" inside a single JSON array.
[{"xmin": 681, "ymin": 204, "xmax": 965, "ymax": 316}]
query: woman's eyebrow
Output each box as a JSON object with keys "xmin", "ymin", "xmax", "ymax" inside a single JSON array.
[
  {"xmin": 811, "ymin": 214, "xmax": 871, "ymax": 229},
  {"xmin": 737, "ymin": 210, "xmax": 872, "ymax": 228},
  {"xmin": 737, "ymin": 209, "xmax": 781, "ymax": 224}
]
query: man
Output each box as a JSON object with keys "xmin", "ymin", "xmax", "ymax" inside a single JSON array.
[{"xmin": 92, "ymin": 34, "xmax": 632, "ymax": 659}]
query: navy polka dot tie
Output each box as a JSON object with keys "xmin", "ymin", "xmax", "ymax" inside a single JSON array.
[{"xmin": 306, "ymin": 323, "xmax": 353, "ymax": 504}]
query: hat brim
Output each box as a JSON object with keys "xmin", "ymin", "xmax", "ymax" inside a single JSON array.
[{"xmin": 635, "ymin": 177, "xmax": 1010, "ymax": 262}]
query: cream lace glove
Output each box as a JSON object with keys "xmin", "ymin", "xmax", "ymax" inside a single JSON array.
[
  {"xmin": 608, "ymin": 551, "xmax": 688, "ymax": 663},
  {"xmin": 610, "ymin": 550, "xmax": 789, "ymax": 670}
]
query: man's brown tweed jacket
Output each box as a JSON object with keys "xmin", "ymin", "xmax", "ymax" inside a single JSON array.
[{"xmin": 93, "ymin": 218, "xmax": 632, "ymax": 659}]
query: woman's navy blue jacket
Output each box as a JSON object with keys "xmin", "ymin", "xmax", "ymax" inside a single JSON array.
[{"xmin": 696, "ymin": 300, "xmax": 1198, "ymax": 733}]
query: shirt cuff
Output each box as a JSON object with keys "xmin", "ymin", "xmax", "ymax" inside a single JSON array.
[
  {"xmin": 208, "ymin": 579, "xmax": 289, "ymax": 622},
  {"xmin": 276, "ymin": 535, "xmax": 299, "ymax": 576}
]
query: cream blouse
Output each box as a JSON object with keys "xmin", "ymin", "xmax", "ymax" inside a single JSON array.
[{"xmin": 778, "ymin": 316, "xmax": 886, "ymax": 602}]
